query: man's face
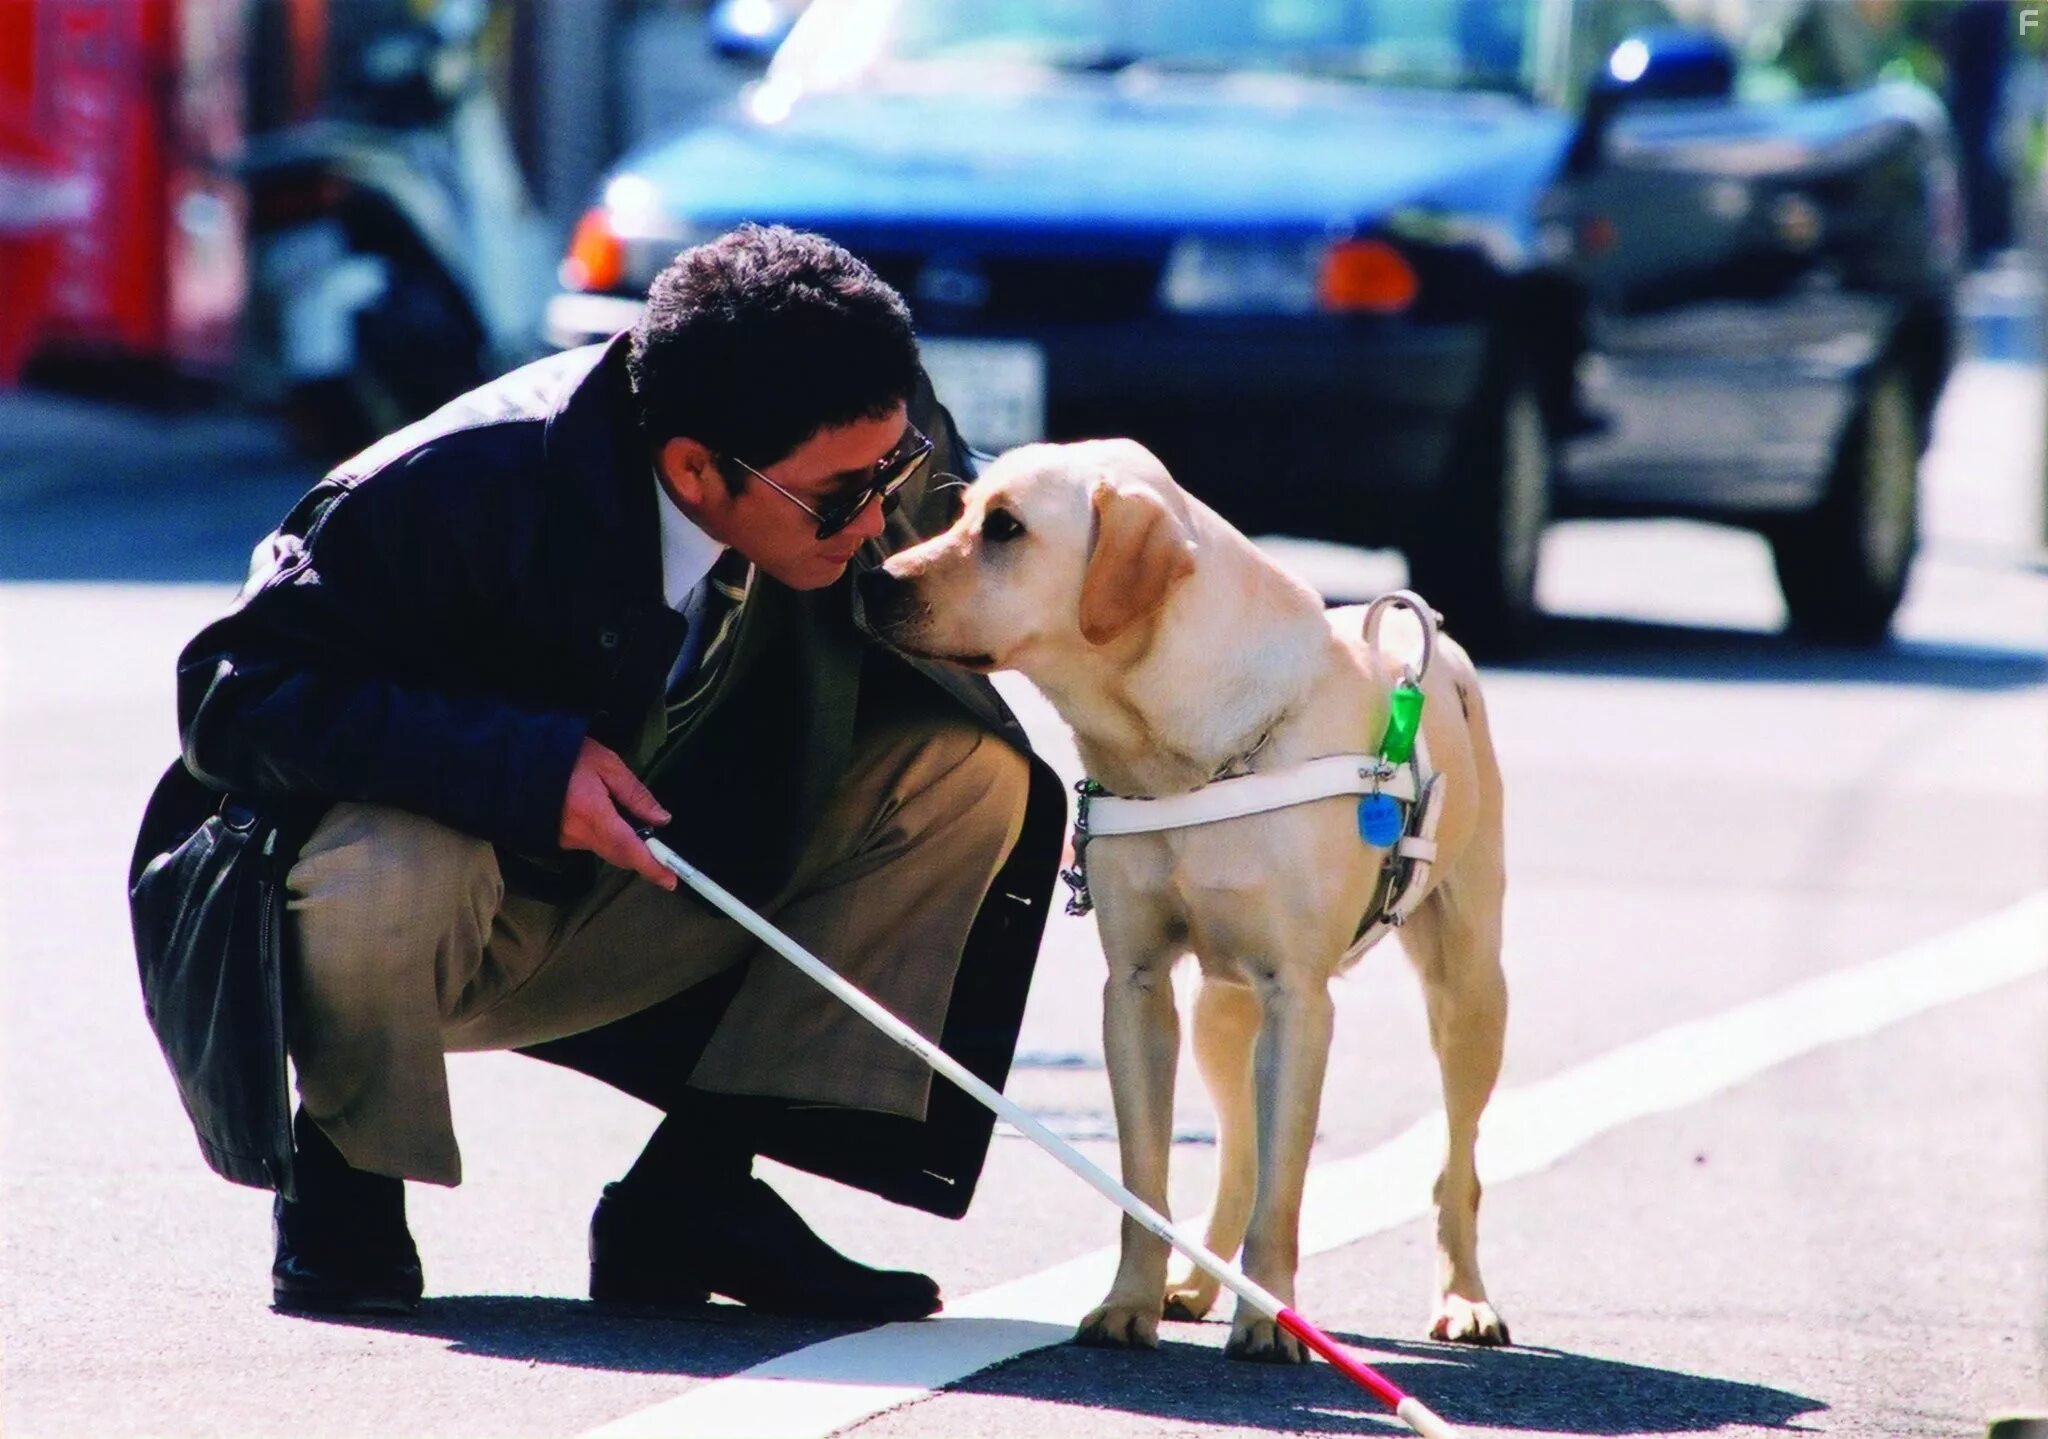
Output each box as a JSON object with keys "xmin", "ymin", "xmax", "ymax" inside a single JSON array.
[{"xmin": 658, "ymin": 404, "xmax": 910, "ymax": 591}]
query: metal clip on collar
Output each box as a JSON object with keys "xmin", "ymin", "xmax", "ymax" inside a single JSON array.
[
  {"xmin": 1059, "ymin": 778, "xmax": 1103, "ymax": 917},
  {"xmin": 1362, "ymin": 588, "xmax": 1440, "ymax": 688}
]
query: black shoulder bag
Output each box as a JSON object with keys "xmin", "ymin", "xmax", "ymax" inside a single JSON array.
[{"xmin": 128, "ymin": 762, "xmax": 307, "ymax": 1199}]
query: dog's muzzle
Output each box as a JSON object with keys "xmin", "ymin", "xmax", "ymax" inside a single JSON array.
[{"xmin": 855, "ymin": 566, "xmax": 917, "ymax": 634}]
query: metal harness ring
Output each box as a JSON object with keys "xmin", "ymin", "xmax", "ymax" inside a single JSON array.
[{"xmin": 1361, "ymin": 588, "xmax": 1440, "ymax": 687}]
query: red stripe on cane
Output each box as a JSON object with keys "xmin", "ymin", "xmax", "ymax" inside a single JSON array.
[{"xmin": 1275, "ymin": 1308, "xmax": 1406, "ymax": 1408}]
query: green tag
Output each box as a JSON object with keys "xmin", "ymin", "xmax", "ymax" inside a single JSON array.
[{"xmin": 1379, "ymin": 682, "xmax": 1424, "ymax": 764}]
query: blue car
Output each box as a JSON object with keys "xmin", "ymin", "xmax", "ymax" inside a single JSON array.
[{"xmin": 548, "ymin": 0, "xmax": 1961, "ymax": 648}]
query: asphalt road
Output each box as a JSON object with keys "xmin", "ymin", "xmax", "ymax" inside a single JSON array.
[{"xmin": 2, "ymin": 363, "xmax": 2044, "ymax": 1439}]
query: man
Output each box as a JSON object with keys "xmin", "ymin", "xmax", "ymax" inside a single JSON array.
[{"xmin": 128, "ymin": 225, "xmax": 1062, "ymax": 1320}]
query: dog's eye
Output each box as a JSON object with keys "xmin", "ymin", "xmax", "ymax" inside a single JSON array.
[{"xmin": 982, "ymin": 508, "xmax": 1026, "ymax": 544}]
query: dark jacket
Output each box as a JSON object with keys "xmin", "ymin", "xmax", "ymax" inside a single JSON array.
[{"xmin": 129, "ymin": 337, "xmax": 1064, "ymax": 1216}]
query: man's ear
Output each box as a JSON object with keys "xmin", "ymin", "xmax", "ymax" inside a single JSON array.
[
  {"xmin": 1078, "ymin": 479, "xmax": 1197, "ymax": 646},
  {"xmin": 658, "ymin": 437, "xmax": 721, "ymax": 510}
]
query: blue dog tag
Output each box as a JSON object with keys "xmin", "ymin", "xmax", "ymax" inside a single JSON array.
[{"xmin": 1357, "ymin": 793, "xmax": 1403, "ymax": 847}]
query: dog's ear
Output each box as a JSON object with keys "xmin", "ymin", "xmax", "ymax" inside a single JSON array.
[{"xmin": 1079, "ymin": 479, "xmax": 1197, "ymax": 646}]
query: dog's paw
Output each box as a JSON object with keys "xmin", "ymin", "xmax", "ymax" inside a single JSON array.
[
  {"xmin": 1162, "ymin": 1276, "xmax": 1220, "ymax": 1322},
  {"xmin": 1075, "ymin": 1300, "xmax": 1161, "ymax": 1350},
  {"xmin": 1429, "ymin": 1295, "xmax": 1510, "ymax": 1346},
  {"xmin": 1226, "ymin": 1314, "xmax": 1309, "ymax": 1364}
]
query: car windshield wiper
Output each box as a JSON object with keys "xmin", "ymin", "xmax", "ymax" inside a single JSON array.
[
  {"xmin": 1111, "ymin": 51, "xmax": 1254, "ymax": 76},
  {"xmin": 888, "ymin": 43, "xmax": 1523, "ymax": 93},
  {"xmin": 1310, "ymin": 59, "xmax": 1524, "ymax": 96},
  {"xmin": 894, "ymin": 43, "xmax": 1241, "ymax": 77},
  {"xmin": 898, "ymin": 40, "xmax": 1138, "ymax": 73}
]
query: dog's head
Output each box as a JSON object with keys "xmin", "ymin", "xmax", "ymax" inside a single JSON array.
[{"xmin": 858, "ymin": 439, "xmax": 1197, "ymax": 678}]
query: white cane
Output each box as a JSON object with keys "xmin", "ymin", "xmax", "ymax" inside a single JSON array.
[{"xmin": 638, "ymin": 831, "xmax": 1460, "ymax": 1439}]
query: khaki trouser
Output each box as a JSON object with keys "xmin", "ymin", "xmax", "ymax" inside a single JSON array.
[{"xmin": 284, "ymin": 715, "xmax": 1031, "ymax": 1184}]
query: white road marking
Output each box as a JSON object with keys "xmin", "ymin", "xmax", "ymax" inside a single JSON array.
[{"xmin": 577, "ymin": 892, "xmax": 2048, "ymax": 1439}]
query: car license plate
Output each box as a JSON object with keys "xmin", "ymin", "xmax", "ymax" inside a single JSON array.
[{"xmin": 918, "ymin": 338, "xmax": 1046, "ymax": 455}]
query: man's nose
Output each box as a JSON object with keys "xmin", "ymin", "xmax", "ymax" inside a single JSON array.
[{"xmin": 844, "ymin": 493, "xmax": 890, "ymax": 543}]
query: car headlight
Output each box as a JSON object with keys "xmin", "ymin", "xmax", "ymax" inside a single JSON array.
[{"xmin": 1159, "ymin": 235, "xmax": 1418, "ymax": 315}]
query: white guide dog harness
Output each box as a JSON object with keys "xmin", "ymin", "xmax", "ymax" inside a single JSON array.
[{"xmin": 1059, "ymin": 591, "xmax": 1447, "ymax": 958}]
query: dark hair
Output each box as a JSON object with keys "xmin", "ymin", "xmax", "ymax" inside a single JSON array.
[{"xmin": 628, "ymin": 224, "xmax": 919, "ymax": 491}]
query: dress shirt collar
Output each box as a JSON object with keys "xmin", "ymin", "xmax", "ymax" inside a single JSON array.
[{"xmin": 654, "ymin": 470, "xmax": 726, "ymax": 612}]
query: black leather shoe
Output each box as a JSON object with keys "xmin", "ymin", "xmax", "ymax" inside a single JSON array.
[
  {"xmin": 589, "ymin": 1178, "xmax": 941, "ymax": 1321},
  {"xmin": 271, "ymin": 1111, "xmax": 423, "ymax": 1316}
]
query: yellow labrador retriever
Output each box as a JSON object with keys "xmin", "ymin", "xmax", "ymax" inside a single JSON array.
[{"xmin": 860, "ymin": 438, "xmax": 1509, "ymax": 1360}]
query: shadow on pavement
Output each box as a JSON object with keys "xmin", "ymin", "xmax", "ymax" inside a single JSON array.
[
  {"xmin": 266, "ymin": 1307, "xmax": 1826, "ymax": 1433},
  {"xmin": 284, "ymin": 1293, "xmax": 868, "ymax": 1376},
  {"xmin": 1500, "ymin": 614, "xmax": 2047, "ymax": 692},
  {"xmin": 954, "ymin": 1328, "xmax": 1826, "ymax": 1435}
]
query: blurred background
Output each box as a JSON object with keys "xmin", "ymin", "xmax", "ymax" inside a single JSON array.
[{"xmin": 1, "ymin": 0, "xmax": 2042, "ymax": 644}]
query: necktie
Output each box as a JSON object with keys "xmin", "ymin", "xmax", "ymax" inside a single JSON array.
[{"xmin": 664, "ymin": 548, "xmax": 754, "ymax": 738}]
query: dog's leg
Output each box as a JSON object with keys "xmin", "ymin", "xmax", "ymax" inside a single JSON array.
[
  {"xmin": 1227, "ymin": 967, "xmax": 1333, "ymax": 1364},
  {"xmin": 1076, "ymin": 919, "xmax": 1182, "ymax": 1350},
  {"xmin": 1402, "ymin": 879, "xmax": 1511, "ymax": 1345},
  {"xmin": 1164, "ymin": 974, "xmax": 1259, "ymax": 1321}
]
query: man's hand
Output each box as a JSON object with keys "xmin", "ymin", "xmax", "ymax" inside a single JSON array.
[{"xmin": 558, "ymin": 738, "xmax": 678, "ymax": 890}]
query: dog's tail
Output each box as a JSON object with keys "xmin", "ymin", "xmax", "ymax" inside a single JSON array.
[{"xmin": 1435, "ymin": 632, "xmax": 1505, "ymax": 838}]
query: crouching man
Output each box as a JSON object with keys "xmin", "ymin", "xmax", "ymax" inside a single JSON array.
[{"xmin": 129, "ymin": 225, "xmax": 1062, "ymax": 1319}]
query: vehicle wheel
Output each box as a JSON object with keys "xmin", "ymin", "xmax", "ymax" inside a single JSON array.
[
  {"xmin": 354, "ymin": 258, "xmax": 486, "ymax": 422},
  {"xmin": 1768, "ymin": 361, "xmax": 1920, "ymax": 645},
  {"xmin": 282, "ymin": 372, "xmax": 405, "ymax": 459},
  {"xmin": 1404, "ymin": 366, "xmax": 1550, "ymax": 657},
  {"xmin": 281, "ymin": 256, "xmax": 483, "ymax": 459}
]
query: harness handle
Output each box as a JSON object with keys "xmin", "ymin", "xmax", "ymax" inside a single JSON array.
[{"xmin": 1362, "ymin": 589, "xmax": 1440, "ymax": 688}]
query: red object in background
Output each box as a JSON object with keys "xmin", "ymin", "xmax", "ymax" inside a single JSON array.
[
  {"xmin": 0, "ymin": 107, "xmax": 82, "ymax": 385},
  {"xmin": 0, "ymin": 0, "xmax": 248, "ymax": 379}
]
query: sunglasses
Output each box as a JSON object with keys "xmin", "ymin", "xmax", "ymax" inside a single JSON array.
[{"xmin": 725, "ymin": 424, "xmax": 934, "ymax": 541}]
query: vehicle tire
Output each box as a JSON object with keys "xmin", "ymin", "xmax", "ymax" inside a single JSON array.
[
  {"xmin": 1404, "ymin": 364, "xmax": 1550, "ymax": 657},
  {"xmin": 353, "ymin": 256, "xmax": 487, "ymax": 424},
  {"xmin": 281, "ymin": 255, "xmax": 484, "ymax": 459},
  {"xmin": 281, "ymin": 373, "xmax": 404, "ymax": 460},
  {"xmin": 1768, "ymin": 360, "xmax": 1920, "ymax": 645}
]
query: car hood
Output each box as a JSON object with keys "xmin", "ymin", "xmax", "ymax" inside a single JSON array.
[{"xmin": 616, "ymin": 73, "xmax": 1572, "ymax": 248}]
